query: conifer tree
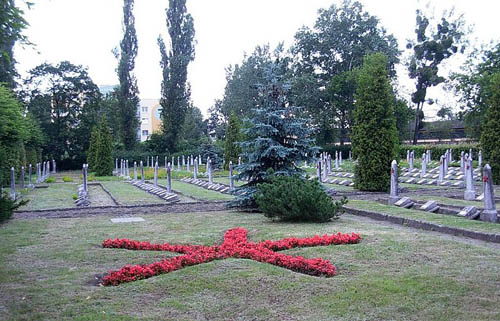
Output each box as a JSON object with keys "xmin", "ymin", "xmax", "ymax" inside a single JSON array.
[
  {"xmin": 351, "ymin": 53, "xmax": 398, "ymax": 191},
  {"xmin": 480, "ymin": 72, "xmax": 500, "ymax": 184},
  {"xmin": 232, "ymin": 63, "xmax": 319, "ymax": 208},
  {"xmin": 116, "ymin": 0, "xmax": 140, "ymax": 149},
  {"xmin": 93, "ymin": 121, "xmax": 114, "ymax": 176},
  {"xmin": 223, "ymin": 112, "xmax": 242, "ymax": 170}
]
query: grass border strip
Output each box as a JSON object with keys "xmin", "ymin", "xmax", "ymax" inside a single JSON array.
[{"xmin": 343, "ymin": 205, "xmax": 500, "ymax": 244}]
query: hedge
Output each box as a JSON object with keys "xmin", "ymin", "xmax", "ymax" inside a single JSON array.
[{"xmin": 399, "ymin": 143, "xmax": 480, "ymax": 161}]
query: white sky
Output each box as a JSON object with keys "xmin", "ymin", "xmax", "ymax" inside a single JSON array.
[{"xmin": 15, "ymin": 0, "xmax": 500, "ymax": 119}]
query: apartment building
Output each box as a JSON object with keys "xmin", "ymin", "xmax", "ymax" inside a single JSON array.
[{"xmin": 138, "ymin": 99, "xmax": 162, "ymax": 142}]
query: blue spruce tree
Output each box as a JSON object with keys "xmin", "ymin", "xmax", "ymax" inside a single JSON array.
[{"xmin": 232, "ymin": 63, "xmax": 319, "ymax": 208}]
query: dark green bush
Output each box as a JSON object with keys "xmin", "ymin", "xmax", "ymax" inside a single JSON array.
[
  {"xmin": 255, "ymin": 175, "xmax": 347, "ymax": 222},
  {"xmin": 480, "ymin": 72, "xmax": 500, "ymax": 184},
  {"xmin": 400, "ymin": 143, "xmax": 480, "ymax": 161}
]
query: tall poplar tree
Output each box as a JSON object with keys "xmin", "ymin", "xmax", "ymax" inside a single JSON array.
[
  {"xmin": 158, "ymin": 0, "xmax": 195, "ymax": 152},
  {"xmin": 116, "ymin": 0, "xmax": 139, "ymax": 149}
]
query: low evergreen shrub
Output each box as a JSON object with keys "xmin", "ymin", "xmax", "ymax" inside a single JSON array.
[
  {"xmin": 0, "ymin": 193, "xmax": 28, "ymax": 223},
  {"xmin": 255, "ymin": 175, "xmax": 347, "ymax": 223},
  {"xmin": 62, "ymin": 176, "xmax": 73, "ymax": 182},
  {"xmin": 45, "ymin": 177, "xmax": 56, "ymax": 183}
]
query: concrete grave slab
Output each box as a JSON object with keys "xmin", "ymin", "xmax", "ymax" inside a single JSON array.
[{"xmin": 111, "ymin": 217, "xmax": 146, "ymax": 223}]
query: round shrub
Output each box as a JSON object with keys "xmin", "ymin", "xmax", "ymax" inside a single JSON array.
[
  {"xmin": 62, "ymin": 176, "xmax": 73, "ymax": 182},
  {"xmin": 255, "ymin": 175, "xmax": 347, "ymax": 222}
]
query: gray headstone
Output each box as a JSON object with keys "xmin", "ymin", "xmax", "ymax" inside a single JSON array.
[
  {"xmin": 229, "ymin": 161, "xmax": 234, "ymax": 190},
  {"xmin": 208, "ymin": 158, "xmax": 213, "ymax": 184},
  {"xmin": 194, "ymin": 157, "xmax": 198, "ymax": 180},
  {"xmin": 238, "ymin": 156, "xmax": 241, "ymax": 166},
  {"xmin": 182, "ymin": 155, "xmax": 185, "ymax": 166},
  {"xmin": 480, "ymin": 164, "xmax": 498, "ymax": 223},
  {"xmin": 83, "ymin": 164, "xmax": 88, "ymax": 192},
  {"xmin": 420, "ymin": 153, "xmax": 426, "ymax": 178},
  {"xmin": 464, "ymin": 155, "xmax": 475, "ymax": 201},
  {"xmin": 20, "ymin": 166, "xmax": 25, "ymax": 189},
  {"xmin": 52, "ymin": 159, "xmax": 56, "ymax": 174},
  {"xmin": 167, "ymin": 164, "xmax": 172, "ymax": 193},
  {"xmin": 389, "ymin": 160, "xmax": 399, "ymax": 205},
  {"xmin": 339, "ymin": 151, "xmax": 342, "ymax": 165},
  {"xmin": 187, "ymin": 159, "xmax": 190, "ymax": 172},
  {"xmin": 420, "ymin": 200, "xmax": 439, "ymax": 212},
  {"xmin": 406, "ymin": 150, "xmax": 410, "ymax": 163},
  {"xmin": 28, "ymin": 164, "xmax": 32, "ymax": 187},
  {"xmin": 409, "ymin": 151, "xmax": 414, "ymax": 170},
  {"xmin": 478, "ymin": 150, "xmax": 482, "ymax": 168},
  {"xmin": 458, "ymin": 206, "xmax": 479, "ymax": 219},
  {"xmin": 140, "ymin": 161, "xmax": 145, "ymax": 184},
  {"xmin": 115, "ymin": 158, "xmax": 118, "ymax": 173},
  {"xmin": 154, "ymin": 162, "xmax": 158, "ymax": 186},
  {"xmin": 10, "ymin": 167, "xmax": 16, "ymax": 200},
  {"xmin": 349, "ymin": 150, "xmax": 352, "ymax": 160},
  {"xmin": 460, "ymin": 151, "xmax": 465, "ymax": 174},
  {"xmin": 177, "ymin": 156, "xmax": 180, "ymax": 171},
  {"xmin": 199, "ymin": 155, "xmax": 202, "ymax": 165},
  {"xmin": 426, "ymin": 149, "xmax": 431, "ymax": 163},
  {"xmin": 134, "ymin": 161, "xmax": 137, "ymax": 181},
  {"xmin": 394, "ymin": 197, "xmax": 413, "ymax": 208}
]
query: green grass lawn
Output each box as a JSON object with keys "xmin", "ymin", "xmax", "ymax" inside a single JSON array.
[
  {"xmin": 18, "ymin": 183, "xmax": 77, "ymax": 210},
  {"xmin": 157, "ymin": 179, "xmax": 234, "ymax": 201},
  {"xmin": 1, "ymin": 211, "xmax": 499, "ymax": 320},
  {"xmin": 347, "ymin": 199, "xmax": 500, "ymax": 234},
  {"xmin": 322, "ymin": 183, "xmax": 355, "ymax": 191},
  {"xmin": 401, "ymin": 182, "xmax": 451, "ymax": 190},
  {"xmin": 415, "ymin": 195, "xmax": 500, "ymax": 208},
  {"xmin": 212, "ymin": 176, "xmax": 246, "ymax": 187},
  {"xmin": 100, "ymin": 181, "xmax": 166, "ymax": 205}
]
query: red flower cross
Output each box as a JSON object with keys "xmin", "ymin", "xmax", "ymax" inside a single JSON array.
[{"xmin": 101, "ymin": 228, "xmax": 361, "ymax": 286}]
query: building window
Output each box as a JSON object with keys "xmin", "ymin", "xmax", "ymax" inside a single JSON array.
[
  {"xmin": 141, "ymin": 117, "xmax": 149, "ymax": 124},
  {"xmin": 142, "ymin": 106, "xmax": 148, "ymax": 113},
  {"xmin": 142, "ymin": 130, "xmax": 149, "ymax": 136}
]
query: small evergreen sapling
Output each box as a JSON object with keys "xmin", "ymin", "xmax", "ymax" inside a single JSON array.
[
  {"xmin": 223, "ymin": 112, "xmax": 242, "ymax": 170},
  {"xmin": 232, "ymin": 63, "xmax": 319, "ymax": 208}
]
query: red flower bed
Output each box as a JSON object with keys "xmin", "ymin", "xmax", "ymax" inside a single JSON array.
[{"xmin": 101, "ymin": 228, "xmax": 361, "ymax": 286}]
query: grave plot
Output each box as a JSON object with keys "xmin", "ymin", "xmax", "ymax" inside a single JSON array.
[
  {"xmin": 157, "ymin": 179, "xmax": 234, "ymax": 201},
  {"xmin": 18, "ymin": 183, "xmax": 78, "ymax": 210},
  {"xmin": 99, "ymin": 181, "xmax": 175, "ymax": 205},
  {"xmin": 127, "ymin": 180, "xmax": 180, "ymax": 203},
  {"xmin": 180, "ymin": 177, "xmax": 233, "ymax": 194}
]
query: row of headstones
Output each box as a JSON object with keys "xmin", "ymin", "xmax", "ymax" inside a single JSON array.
[
  {"xmin": 129, "ymin": 180, "xmax": 179, "ymax": 203},
  {"xmin": 6, "ymin": 160, "xmax": 56, "ymax": 200},
  {"xmin": 316, "ymin": 151, "xmax": 353, "ymax": 182},
  {"xmin": 177, "ymin": 161, "xmax": 241, "ymax": 193},
  {"xmin": 390, "ymin": 160, "xmax": 498, "ymax": 223},
  {"xmin": 75, "ymin": 164, "xmax": 89, "ymax": 207},
  {"xmin": 406, "ymin": 149, "xmax": 482, "ymax": 171}
]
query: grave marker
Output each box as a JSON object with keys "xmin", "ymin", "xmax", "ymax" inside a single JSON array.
[
  {"xmin": 438, "ymin": 155, "xmax": 444, "ymax": 184},
  {"xmin": 134, "ymin": 162, "xmax": 137, "ymax": 181},
  {"xmin": 420, "ymin": 153, "xmax": 426, "ymax": 178},
  {"xmin": 229, "ymin": 161, "xmax": 234, "ymax": 191},
  {"xmin": 140, "ymin": 161, "xmax": 145, "ymax": 184},
  {"xmin": 20, "ymin": 166, "xmax": 25, "ymax": 189},
  {"xmin": 480, "ymin": 164, "xmax": 498, "ymax": 223},
  {"xmin": 154, "ymin": 162, "xmax": 158, "ymax": 186},
  {"xmin": 10, "ymin": 167, "xmax": 15, "ymax": 200},
  {"xmin": 167, "ymin": 164, "xmax": 172, "ymax": 193},
  {"xmin": 389, "ymin": 160, "xmax": 399, "ymax": 205},
  {"xmin": 464, "ymin": 155, "xmax": 475, "ymax": 200}
]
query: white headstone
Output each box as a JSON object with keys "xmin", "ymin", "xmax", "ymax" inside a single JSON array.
[
  {"xmin": 438, "ymin": 155, "xmax": 444, "ymax": 184},
  {"xmin": 420, "ymin": 153, "xmax": 426, "ymax": 178},
  {"xmin": 406, "ymin": 150, "xmax": 410, "ymax": 163},
  {"xmin": 480, "ymin": 164, "xmax": 498, "ymax": 223},
  {"xmin": 208, "ymin": 158, "xmax": 213, "ymax": 184},
  {"xmin": 28, "ymin": 164, "xmax": 33, "ymax": 187},
  {"xmin": 478, "ymin": 150, "xmax": 482, "ymax": 168},
  {"xmin": 154, "ymin": 162, "xmax": 158, "ymax": 186},
  {"xmin": 389, "ymin": 160, "xmax": 399, "ymax": 205},
  {"xmin": 460, "ymin": 151, "xmax": 465, "ymax": 174},
  {"xmin": 409, "ymin": 151, "xmax": 414, "ymax": 170},
  {"xmin": 134, "ymin": 161, "xmax": 137, "ymax": 181},
  {"xmin": 194, "ymin": 157, "xmax": 198, "ymax": 180},
  {"xmin": 177, "ymin": 156, "xmax": 181, "ymax": 171}
]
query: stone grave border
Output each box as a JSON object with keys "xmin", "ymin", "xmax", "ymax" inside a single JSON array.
[{"xmin": 343, "ymin": 205, "xmax": 500, "ymax": 244}]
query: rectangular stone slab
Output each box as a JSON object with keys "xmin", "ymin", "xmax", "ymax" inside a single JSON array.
[{"xmin": 111, "ymin": 217, "xmax": 146, "ymax": 223}]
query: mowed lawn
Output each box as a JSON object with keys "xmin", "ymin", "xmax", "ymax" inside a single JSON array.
[{"xmin": 1, "ymin": 211, "xmax": 499, "ymax": 320}]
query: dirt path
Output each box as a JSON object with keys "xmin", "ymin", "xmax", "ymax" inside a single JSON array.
[{"xmin": 14, "ymin": 201, "xmax": 229, "ymax": 219}]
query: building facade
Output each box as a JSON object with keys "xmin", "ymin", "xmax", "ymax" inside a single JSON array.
[{"xmin": 138, "ymin": 99, "xmax": 162, "ymax": 142}]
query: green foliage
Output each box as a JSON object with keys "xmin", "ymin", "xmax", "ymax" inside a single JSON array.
[
  {"xmin": 452, "ymin": 43, "xmax": 500, "ymax": 138},
  {"xmin": 351, "ymin": 53, "xmax": 398, "ymax": 191},
  {"xmin": 158, "ymin": 0, "xmax": 195, "ymax": 152},
  {"xmin": 0, "ymin": 84, "xmax": 32, "ymax": 185},
  {"xmin": 407, "ymin": 8, "xmax": 467, "ymax": 144},
  {"xmin": 115, "ymin": 0, "xmax": 139, "ymax": 149},
  {"xmin": 223, "ymin": 112, "xmax": 242, "ymax": 170},
  {"xmin": 255, "ymin": 175, "xmax": 347, "ymax": 222},
  {"xmin": 62, "ymin": 176, "xmax": 73, "ymax": 183},
  {"xmin": 399, "ymin": 143, "xmax": 479, "ymax": 161},
  {"xmin": 393, "ymin": 99, "xmax": 414, "ymax": 142},
  {"xmin": 232, "ymin": 64, "xmax": 319, "ymax": 208},
  {"xmin": 0, "ymin": 0, "xmax": 31, "ymax": 88},
  {"xmin": 87, "ymin": 126, "xmax": 99, "ymax": 170},
  {"xmin": 291, "ymin": 0, "xmax": 399, "ymax": 144},
  {"xmin": 480, "ymin": 72, "xmax": 500, "ymax": 184},
  {"xmin": 72, "ymin": 193, "xmax": 78, "ymax": 200},
  {"xmin": 0, "ymin": 192, "xmax": 28, "ymax": 223},
  {"xmin": 23, "ymin": 61, "xmax": 101, "ymax": 168},
  {"xmin": 45, "ymin": 177, "xmax": 56, "ymax": 183},
  {"xmin": 90, "ymin": 121, "xmax": 114, "ymax": 176}
]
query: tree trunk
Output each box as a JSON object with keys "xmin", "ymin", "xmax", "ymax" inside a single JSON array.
[{"xmin": 412, "ymin": 102, "xmax": 422, "ymax": 145}]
